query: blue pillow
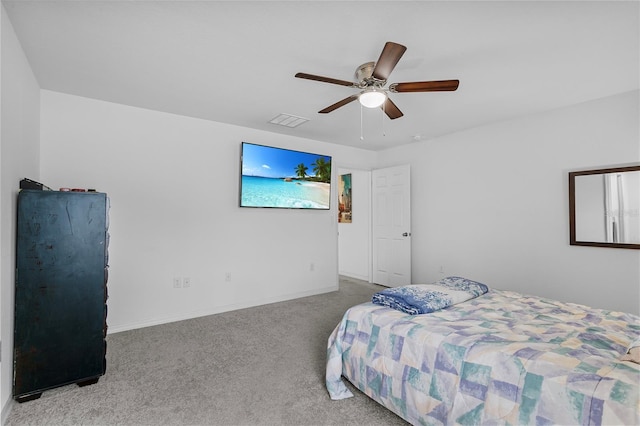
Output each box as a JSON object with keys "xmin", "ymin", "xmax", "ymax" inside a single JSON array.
[{"xmin": 371, "ymin": 276, "xmax": 489, "ymax": 315}]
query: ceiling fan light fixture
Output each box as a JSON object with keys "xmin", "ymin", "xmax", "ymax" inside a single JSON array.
[{"xmin": 358, "ymin": 89, "xmax": 386, "ymax": 108}]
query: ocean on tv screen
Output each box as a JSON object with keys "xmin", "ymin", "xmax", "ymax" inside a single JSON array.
[{"xmin": 241, "ymin": 175, "xmax": 330, "ymax": 209}]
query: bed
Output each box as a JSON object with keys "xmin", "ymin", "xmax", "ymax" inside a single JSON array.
[{"xmin": 326, "ymin": 277, "xmax": 640, "ymax": 425}]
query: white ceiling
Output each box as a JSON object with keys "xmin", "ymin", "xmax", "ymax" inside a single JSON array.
[{"xmin": 3, "ymin": 0, "xmax": 639, "ymax": 151}]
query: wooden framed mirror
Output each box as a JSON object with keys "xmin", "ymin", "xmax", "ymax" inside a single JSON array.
[{"xmin": 569, "ymin": 165, "xmax": 640, "ymax": 249}]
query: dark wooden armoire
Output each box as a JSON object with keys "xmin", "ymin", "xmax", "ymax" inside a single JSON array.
[{"xmin": 13, "ymin": 188, "xmax": 109, "ymax": 402}]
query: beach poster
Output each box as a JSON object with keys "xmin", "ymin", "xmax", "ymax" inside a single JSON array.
[{"xmin": 338, "ymin": 173, "xmax": 352, "ymax": 223}]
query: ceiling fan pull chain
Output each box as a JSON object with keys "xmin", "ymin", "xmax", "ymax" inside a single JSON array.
[
  {"xmin": 382, "ymin": 101, "xmax": 386, "ymax": 137},
  {"xmin": 360, "ymin": 103, "xmax": 364, "ymax": 140}
]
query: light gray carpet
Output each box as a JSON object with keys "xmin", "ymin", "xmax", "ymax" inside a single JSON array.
[{"xmin": 6, "ymin": 276, "xmax": 407, "ymax": 425}]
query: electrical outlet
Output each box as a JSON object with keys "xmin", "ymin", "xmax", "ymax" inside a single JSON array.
[
  {"xmin": 225, "ymin": 272, "xmax": 231, "ymax": 282},
  {"xmin": 183, "ymin": 277, "xmax": 191, "ymax": 288},
  {"xmin": 439, "ymin": 266, "xmax": 445, "ymax": 275},
  {"xmin": 310, "ymin": 262, "xmax": 315, "ymax": 272},
  {"xmin": 173, "ymin": 277, "xmax": 182, "ymax": 288}
]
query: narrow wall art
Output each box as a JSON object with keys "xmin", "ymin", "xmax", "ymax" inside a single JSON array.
[{"xmin": 339, "ymin": 173, "xmax": 352, "ymax": 223}]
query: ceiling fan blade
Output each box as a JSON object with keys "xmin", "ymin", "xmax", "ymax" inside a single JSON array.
[
  {"xmin": 295, "ymin": 72, "xmax": 355, "ymax": 87},
  {"xmin": 319, "ymin": 95, "xmax": 359, "ymax": 114},
  {"xmin": 372, "ymin": 42, "xmax": 407, "ymax": 81},
  {"xmin": 381, "ymin": 97, "xmax": 403, "ymax": 120},
  {"xmin": 390, "ymin": 80, "xmax": 460, "ymax": 93}
]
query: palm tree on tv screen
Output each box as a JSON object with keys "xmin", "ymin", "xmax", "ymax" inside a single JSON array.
[
  {"xmin": 295, "ymin": 163, "xmax": 308, "ymax": 179},
  {"xmin": 312, "ymin": 157, "xmax": 331, "ymax": 182}
]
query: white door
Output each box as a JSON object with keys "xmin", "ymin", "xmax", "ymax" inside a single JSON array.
[{"xmin": 372, "ymin": 164, "xmax": 411, "ymax": 287}]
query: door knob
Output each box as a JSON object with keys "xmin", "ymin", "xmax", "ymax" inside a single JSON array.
[{"xmin": 402, "ymin": 232, "xmax": 411, "ymax": 237}]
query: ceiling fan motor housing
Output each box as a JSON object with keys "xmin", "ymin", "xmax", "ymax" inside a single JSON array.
[
  {"xmin": 355, "ymin": 62, "xmax": 385, "ymax": 87},
  {"xmin": 355, "ymin": 62, "xmax": 375, "ymax": 81}
]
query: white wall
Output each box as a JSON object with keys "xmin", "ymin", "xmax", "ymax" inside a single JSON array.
[
  {"xmin": 337, "ymin": 167, "xmax": 371, "ymax": 281},
  {"xmin": 377, "ymin": 91, "xmax": 640, "ymax": 315},
  {"xmin": 0, "ymin": 4, "xmax": 41, "ymax": 421},
  {"xmin": 40, "ymin": 90, "xmax": 377, "ymax": 333}
]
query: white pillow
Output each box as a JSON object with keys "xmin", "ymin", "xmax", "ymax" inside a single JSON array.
[{"xmin": 620, "ymin": 338, "xmax": 640, "ymax": 364}]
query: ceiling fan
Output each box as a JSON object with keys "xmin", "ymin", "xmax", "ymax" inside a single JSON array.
[{"xmin": 295, "ymin": 41, "xmax": 459, "ymax": 120}]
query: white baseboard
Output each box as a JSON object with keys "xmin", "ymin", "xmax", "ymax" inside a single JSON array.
[
  {"xmin": 107, "ymin": 284, "xmax": 338, "ymax": 334},
  {"xmin": 338, "ymin": 271, "xmax": 370, "ymax": 282},
  {"xmin": 1, "ymin": 396, "xmax": 13, "ymax": 426}
]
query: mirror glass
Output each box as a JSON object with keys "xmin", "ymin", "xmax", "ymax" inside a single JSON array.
[{"xmin": 570, "ymin": 166, "xmax": 640, "ymax": 249}]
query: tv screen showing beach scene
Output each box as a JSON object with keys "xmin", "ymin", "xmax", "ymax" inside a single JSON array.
[{"xmin": 240, "ymin": 142, "xmax": 332, "ymax": 209}]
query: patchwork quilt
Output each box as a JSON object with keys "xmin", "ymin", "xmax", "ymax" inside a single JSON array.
[{"xmin": 327, "ymin": 289, "xmax": 640, "ymax": 425}]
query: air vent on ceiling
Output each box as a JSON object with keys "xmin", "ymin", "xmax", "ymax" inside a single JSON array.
[{"xmin": 269, "ymin": 113, "xmax": 309, "ymax": 128}]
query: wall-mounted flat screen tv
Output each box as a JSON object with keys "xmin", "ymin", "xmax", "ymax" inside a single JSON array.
[{"xmin": 240, "ymin": 142, "xmax": 332, "ymax": 209}]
